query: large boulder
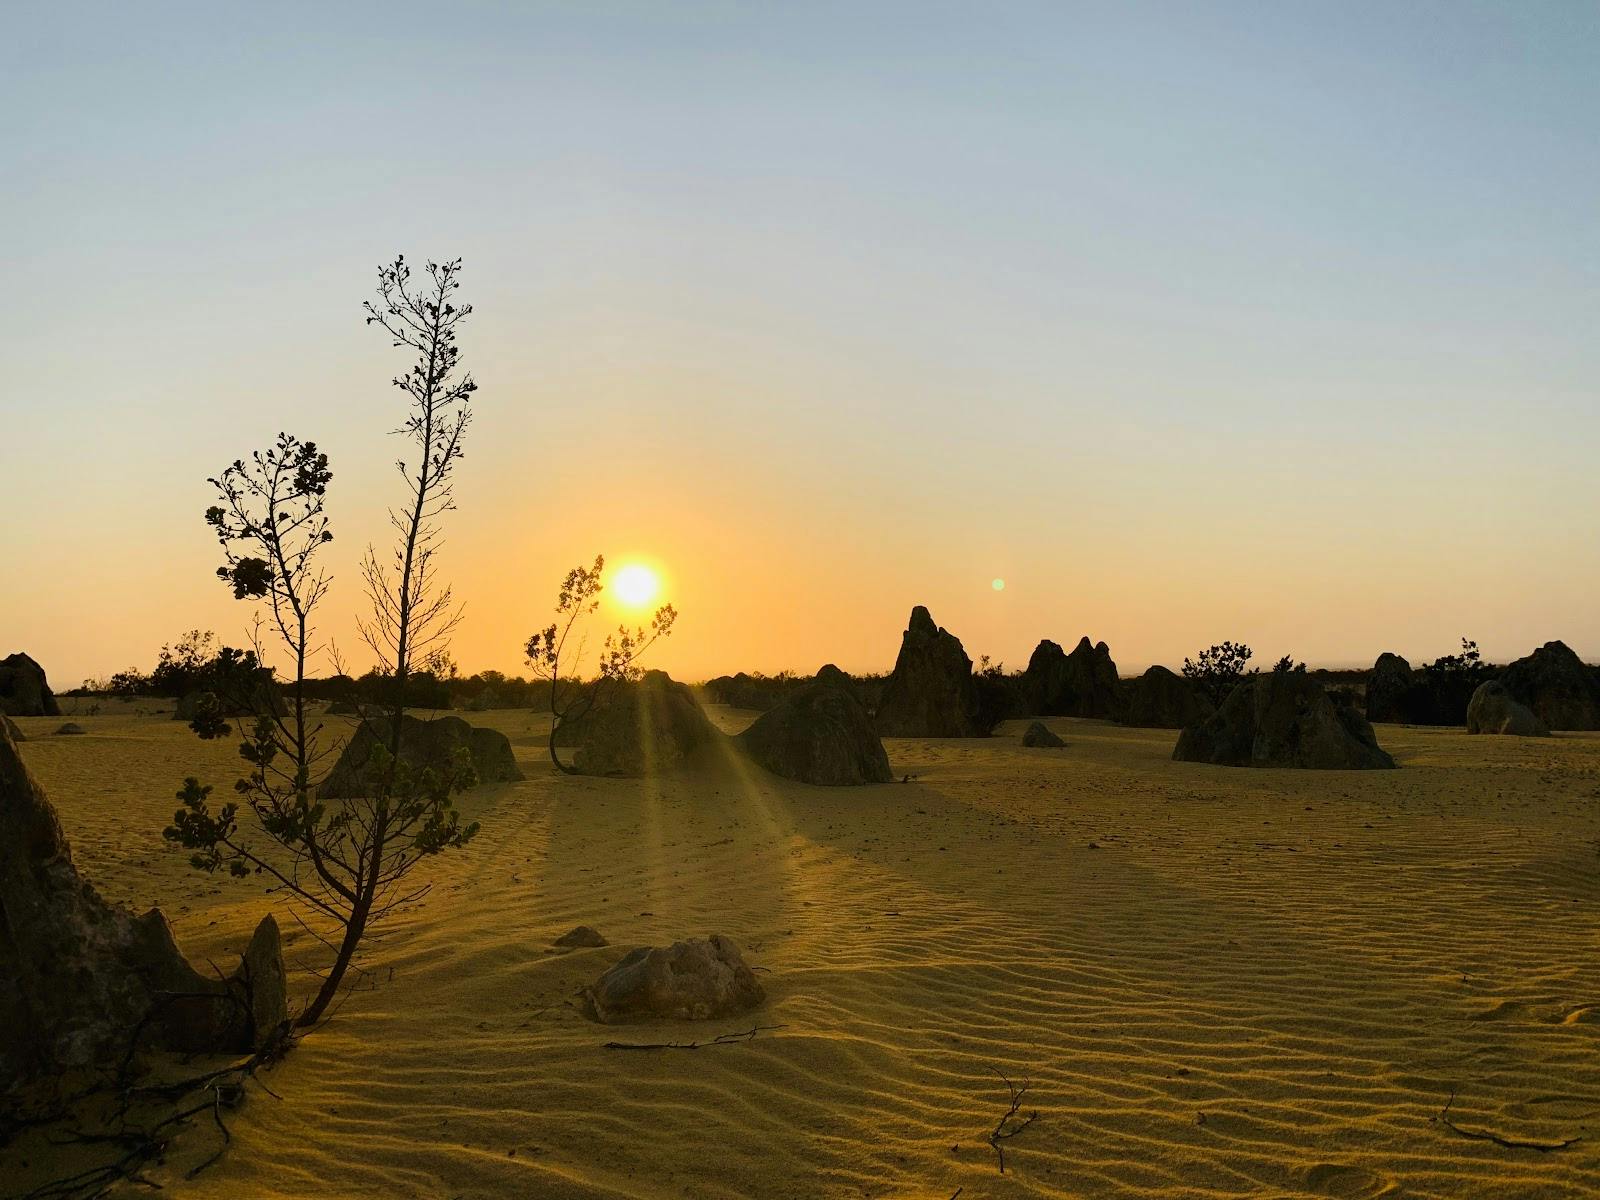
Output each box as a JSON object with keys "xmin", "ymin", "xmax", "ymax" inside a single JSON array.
[
  {"xmin": 1021, "ymin": 637, "xmax": 1122, "ymax": 719},
  {"xmin": 320, "ymin": 713, "xmax": 523, "ymax": 798},
  {"xmin": 1, "ymin": 721, "xmax": 285, "ymax": 1097},
  {"xmin": 0, "ymin": 653, "xmax": 60, "ymax": 717},
  {"xmin": 737, "ymin": 664, "xmax": 892, "ymax": 785},
  {"xmin": 1120, "ymin": 665, "xmax": 1214, "ymax": 729},
  {"xmin": 1173, "ymin": 672, "xmax": 1396, "ymax": 770},
  {"xmin": 1497, "ymin": 641, "xmax": 1600, "ymax": 731},
  {"xmin": 874, "ymin": 606, "xmax": 981, "ymax": 737},
  {"xmin": 1466, "ymin": 681, "xmax": 1551, "ymax": 737},
  {"xmin": 572, "ymin": 671, "xmax": 716, "ymax": 777},
  {"xmin": 1365, "ymin": 653, "xmax": 1415, "ymax": 723},
  {"xmin": 583, "ymin": 934, "xmax": 765, "ymax": 1024}
]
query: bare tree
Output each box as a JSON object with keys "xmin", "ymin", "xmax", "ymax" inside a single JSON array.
[
  {"xmin": 523, "ymin": 555, "xmax": 678, "ymax": 773},
  {"xmin": 165, "ymin": 256, "xmax": 482, "ymax": 1027}
]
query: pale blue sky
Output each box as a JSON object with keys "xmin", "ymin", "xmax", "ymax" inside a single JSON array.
[{"xmin": 3, "ymin": 2, "xmax": 1597, "ymax": 684}]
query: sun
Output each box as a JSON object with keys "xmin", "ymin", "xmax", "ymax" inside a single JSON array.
[{"xmin": 611, "ymin": 563, "xmax": 661, "ymax": 609}]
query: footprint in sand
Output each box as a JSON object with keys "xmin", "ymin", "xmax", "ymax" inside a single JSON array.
[{"xmin": 1300, "ymin": 1162, "xmax": 1400, "ymax": 1199}]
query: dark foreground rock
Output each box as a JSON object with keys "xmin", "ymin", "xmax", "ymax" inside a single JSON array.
[
  {"xmin": 320, "ymin": 713, "xmax": 523, "ymax": 798},
  {"xmin": 3, "ymin": 716, "xmax": 24, "ymax": 742},
  {"xmin": 1, "ymin": 721, "xmax": 285, "ymax": 1096},
  {"xmin": 1173, "ymin": 673, "xmax": 1396, "ymax": 770},
  {"xmin": 0, "ymin": 653, "xmax": 60, "ymax": 717},
  {"xmin": 1497, "ymin": 641, "xmax": 1600, "ymax": 731},
  {"xmin": 1021, "ymin": 637, "xmax": 1122, "ymax": 719},
  {"xmin": 737, "ymin": 664, "xmax": 892, "ymax": 785},
  {"xmin": 875, "ymin": 606, "xmax": 981, "ymax": 737},
  {"xmin": 1466, "ymin": 681, "xmax": 1552, "ymax": 737},
  {"xmin": 583, "ymin": 934, "xmax": 765, "ymax": 1024},
  {"xmin": 1120, "ymin": 665, "xmax": 1214, "ymax": 729},
  {"xmin": 1021, "ymin": 721, "xmax": 1065, "ymax": 748},
  {"xmin": 571, "ymin": 671, "xmax": 717, "ymax": 777}
]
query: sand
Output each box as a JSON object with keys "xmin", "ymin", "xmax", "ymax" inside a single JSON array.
[{"xmin": 6, "ymin": 702, "xmax": 1600, "ymax": 1198}]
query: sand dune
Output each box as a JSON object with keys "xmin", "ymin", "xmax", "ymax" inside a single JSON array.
[{"xmin": 8, "ymin": 705, "xmax": 1600, "ymax": 1198}]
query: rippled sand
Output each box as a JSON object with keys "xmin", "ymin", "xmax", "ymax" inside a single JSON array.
[{"xmin": 9, "ymin": 703, "xmax": 1600, "ymax": 1198}]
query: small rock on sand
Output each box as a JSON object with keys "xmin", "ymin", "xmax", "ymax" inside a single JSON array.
[
  {"xmin": 553, "ymin": 925, "xmax": 609, "ymax": 949},
  {"xmin": 583, "ymin": 934, "xmax": 765, "ymax": 1023}
]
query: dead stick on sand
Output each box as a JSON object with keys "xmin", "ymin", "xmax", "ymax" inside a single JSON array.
[
  {"xmin": 602, "ymin": 1024, "xmax": 787, "ymax": 1051},
  {"xmin": 1435, "ymin": 1089, "xmax": 1582, "ymax": 1153},
  {"xmin": 988, "ymin": 1070, "xmax": 1039, "ymax": 1173}
]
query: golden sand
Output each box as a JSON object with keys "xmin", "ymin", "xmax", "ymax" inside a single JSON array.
[{"xmin": 7, "ymin": 703, "xmax": 1600, "ymax": 1198}]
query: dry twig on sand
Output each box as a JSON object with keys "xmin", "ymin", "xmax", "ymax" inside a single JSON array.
[
  {"xmin": 18, "ymin": 1024, "xmax": 295, "ymax": 1200},
  {"xmin": 1434, "ymin": 1089, "xmax": 1582, "ymax": 1154},
  {"xmin": 602, "ymin": 1024, "xmax": 787, "ymax": 1051},
  {"xmin": 987, "ymin": 1070, "xmax": 1039, "ymax": 1173}
]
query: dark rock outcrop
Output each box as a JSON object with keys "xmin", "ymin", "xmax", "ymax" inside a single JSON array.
[
  {"xmin": 1466, "ymin": 681, "xmax": 1551, "ymax": 737},
  {"xmin": 1365, "ymin": 653, "xmax": 1415, "ymax": 723},
  {"xmin": 3, "ymin": 716, "xmax": 24, "ymax": 742},
  {"xmin": 553, "ymin": 925, "xmax": 609, "ymax": 949},
  {"xmin": 320, "ymin": 713, "xmax": 523, "ymax": 798},
  {"xmin": 875, "ymin": 607, "xmax": 981, "ymax": 737},
  {"xmin": 1021, "ymin": 720, "xmax": 1065, "ymax": 748},
  {"xmin": 583, "ymin": 934, "xmax": 765, "ymax": 1024},
  {"xmin": 1363, "ymin": 652, "xmax": 1483, "ymax": 726},
  {"xmin": 1, "ymin": 721, "xmax": 286, "ymax": 1096},
  {"xmin": 1173, "ymin": 673, "xmax": 1396, "ymax": 770},
  {"xmin": 737, "ymin": 664, "xmax": 892, "ymax": 786},
  {"xmin": 0, "ymin": 653, "xmax": 60, "ymax": 717},
  {"xmin": 572, "ymin": 671, "xmax": 716, "ymax": 777},
  {"xmin": 1498, "ymin": 641, "xmax": 1600, "ymax": 731},
  {"xmin": 1021, "ymin": 637, "xmax": 1122, "ymax": 719},
  {"xmin": 1120, "ymin": 665, "xmax": 1214, "ymax": 729},
  {"xmin": 54, "ymin": 723, "xmax": 86, "ymax": 736}
]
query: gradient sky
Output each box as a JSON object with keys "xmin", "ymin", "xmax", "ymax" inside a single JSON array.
[{"xmin": 3, "ymin": 2, "xmax": 1597, "ymax": 688}]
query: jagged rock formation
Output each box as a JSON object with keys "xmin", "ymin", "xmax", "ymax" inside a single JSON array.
[
  {"xmin": 1, "ymin": 721, "xmax": 286, "ymax": 1096},
  {"xmin": 1021, "ymin": 637, "xmax": 1122, "ymax": 719},
  {"xmin": 583, "ymin": 934, "xmax": 765, "ymax": 1023},
  {"xmin": 0, "ymin": 653, "xmax": 60, "ymax": 717},
  {"xmin": 320, "ymin": 713, "xmax": 523, "ymax": 798},
  {"xmin": 1466, "ymin": 681, "xmax": 1551, "ymax": 737},
  {"xmin": 875, "ymin": 606, "xmax": 981, "ymax": 737},
  {"xmin": 1120, "ymin": 665, "xmax": 1214, "ymax": 729},
  {"xmin": 572, "ymin": 671, "xmax": 717, "ymax": 777},
  {"xmin": 1497, "ymin": 641, "xmax": 1600, "ymax": 731},
  {"xmin": 736, "ymin": 664, "xmax": 892, "ymax": 785},
  {"xmin": 1173, "ymin": 672, "xmax": 1396, "ymax": 770}
]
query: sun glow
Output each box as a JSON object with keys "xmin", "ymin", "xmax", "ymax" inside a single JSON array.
[{"xmin": 611, "ymin": 563, "xmax": 662, "ymax": 609}]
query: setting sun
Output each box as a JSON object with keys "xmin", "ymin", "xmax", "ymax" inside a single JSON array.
[{"xmin": 610, "ymin": 563, "xmax": 661, "ymax": 609}]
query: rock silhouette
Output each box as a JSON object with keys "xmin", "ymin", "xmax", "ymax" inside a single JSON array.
[
  {"xmin": 1173, "ymin": 672, "xmax": 1396, "ymax": 770},
  {"xmin": 0, "ymin": 720, "xmax": 286, "ymax": 1096},
  {"xmin": 875, "ymin": 606, "xmax": 981, "ymax": 737},
  {"xmin": 737, "ymin": 664, "xmax": 892, "ymax": 785},
  {"xmin": 1021, "ymin": 637, "xmax": 1122, "ymax": 718},
  {"xmin": 1021, "ymin": 720, "xmax": 1065, "ymax": 748},
  {"xmin": 1497, "ymin": 641, "xmax": 1600, "ymax": 731},
  {"xmin": 320, "ymin": 713, "xmax": 523, "ymax": 798},
  {"xmin": 0, "ymin": 653, "xmax": 60, "ymax": 717},
  {"xmin": 573, "ymin": 671, "xmax": 717, "ymax": 777},
  {"xmin": 1466, "ymin": 681, "xmax": 1551, "ymax": 737},
  {"xmin": 1120, "ymin": 665, "xmax": 1214, "ymax": 729}
]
